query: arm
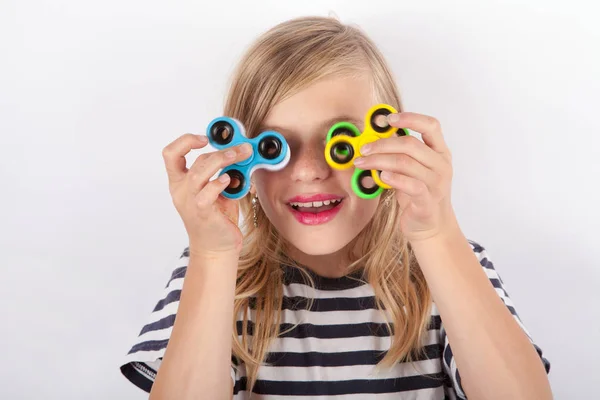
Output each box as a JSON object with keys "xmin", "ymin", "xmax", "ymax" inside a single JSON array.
[
  {"xmin": 149, "ymin": 251, "xmax": 238, "ymax": 400},
  {"xmin": 410, "ymin": 226, "xmax": 552, "ymax": 400}
]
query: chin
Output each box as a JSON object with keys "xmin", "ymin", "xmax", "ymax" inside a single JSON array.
[
  {"xmin": 263, "ymin": 199, "xmax": 373, "ymax": 257},
  {"xmin": 284, "ymin": 230, "xmax": 355, "ymax": 256}
]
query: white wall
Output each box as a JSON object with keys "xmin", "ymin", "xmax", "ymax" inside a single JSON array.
[{"xmin": 1, "ymin": 0, "xmax": 598, "ymax": 398}]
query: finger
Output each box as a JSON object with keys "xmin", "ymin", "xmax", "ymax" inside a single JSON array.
[
  {"xmin": 359, "ymin": 135, "xmax": 442, "ymax": 171},
  {"xmin": 162, "ymin": 133, "xmax": 209, "ymax": 183},
  {"xmin": 387, "ymin": 112, "xmax": 451, "ymax": 157},
  {"xmin": 354, "ymin": 153, "xmax": 439, "ymax": 192},
  {"xmin": 188, "ymin": 143, "xmax": 253, "ymax": 196},
  {"xmin": 194, "ymin": 173, "xmax": 232, "ymax": 217},
  {"xmin": 379, "ymin": 171, "xmax": 432, "ymax": 209}
]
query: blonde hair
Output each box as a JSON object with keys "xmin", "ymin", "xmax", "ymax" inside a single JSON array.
[{"xmin": 223, "ymin": 15, "xmax": 432, "ymax": 392}]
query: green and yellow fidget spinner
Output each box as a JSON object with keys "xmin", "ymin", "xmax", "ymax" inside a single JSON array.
[{"xmin": 324, "ymin": 103, "xmax": 410, "ymax": 199}]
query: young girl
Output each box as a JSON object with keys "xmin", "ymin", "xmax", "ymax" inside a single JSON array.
[{"xmin": 120, "ymin": 16, "xmax": 551, "ymax": 399}]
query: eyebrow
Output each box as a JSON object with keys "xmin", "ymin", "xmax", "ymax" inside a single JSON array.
[{"xmin": 259, "ymin": 115, "xmax": 363, "ymax": 136}]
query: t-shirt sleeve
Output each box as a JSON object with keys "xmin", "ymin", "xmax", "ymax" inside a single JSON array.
[
  {"xmin": 119, "ymin": 247, "xmax": 237, "ymax": 393},
  {"xmin": 439, "ymin": 239, "xmax": 551, "ymax": 399}
]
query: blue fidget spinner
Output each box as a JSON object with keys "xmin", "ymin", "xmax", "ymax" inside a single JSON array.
[{"xmin": 206, "ymin": 116, "xmax": 291, "ymax": 200}]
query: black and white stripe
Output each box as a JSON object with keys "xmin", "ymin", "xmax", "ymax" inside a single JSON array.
[{"xmin": 120, "ymin": 240, "xmax": 550, "ymax": 399}]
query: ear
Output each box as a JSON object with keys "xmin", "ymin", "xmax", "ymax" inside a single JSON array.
[{"xmin": 249, "ymin": 181, "xmax": 256, "ymax": 196}]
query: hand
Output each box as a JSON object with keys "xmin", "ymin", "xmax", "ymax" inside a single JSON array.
[
  {"xmin": 353, "ymin": 112, "xmax": 458, "ymax": 243},
  {"xmin": 162, "ymin": 133, "xmax": 253, "ymax": 255}
]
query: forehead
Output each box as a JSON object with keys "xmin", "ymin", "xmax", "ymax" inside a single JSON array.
[{"xmin": 261, "ymin": 74, "xmax": 375, "ymax": 135}]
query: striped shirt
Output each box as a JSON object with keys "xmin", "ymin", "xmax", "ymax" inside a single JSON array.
[{"xmin": 120, "ymin": 240, "xmax": 550, "ymax": 399}]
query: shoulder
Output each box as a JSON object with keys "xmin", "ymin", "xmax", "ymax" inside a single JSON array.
[
  {"xmin": 466, "ymin": 238, "xmax": 504, "ymax": 282},
  {"xmin": 119, "ymin": 247, "xmax": 191, "ymax": 392},
  {"xmin": 466, "ymin": 238, "xmax": 492, "ymax": 264}
]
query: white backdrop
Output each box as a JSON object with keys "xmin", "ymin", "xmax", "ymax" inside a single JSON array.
[{"xmin": 1, "ymin": 0, "xmax": 598, "ymax": 399}]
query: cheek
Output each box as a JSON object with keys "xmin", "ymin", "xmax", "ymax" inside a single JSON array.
[
  {"xmin": 253, "ymin": 170, "xmax": 278, "ymax": 194},
  {"xmin": 252, "ymin": 170, "xmax": 267, "ymax": 190},
  {"xmin": 252, "ymin": 170, "xmax": 283, "ymax": 212},
  {"xmin": 352, "ymin": 197, "xmax": 380, "ymax": 221}
]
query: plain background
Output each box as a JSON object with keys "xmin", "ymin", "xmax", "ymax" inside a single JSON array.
[{"xmin": 1, "ymin": 0, "xmax": 598, "ymax": 398}]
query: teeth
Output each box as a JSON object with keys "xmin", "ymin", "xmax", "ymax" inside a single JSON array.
[{"xmin": 290, "ymin": 199, "xmax": 342, "ymax": 208}]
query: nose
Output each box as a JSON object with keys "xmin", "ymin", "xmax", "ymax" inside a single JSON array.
[{"xmin": 289, "ymin": 142, "xmax": 332, "ymax": 183}]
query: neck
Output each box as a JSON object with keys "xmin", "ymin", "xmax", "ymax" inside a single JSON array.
[{"xmin": 284, "ymin": 235, "xmax": 363, "ymax": 279}]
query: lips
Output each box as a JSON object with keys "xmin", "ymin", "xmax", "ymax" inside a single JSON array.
[
  {"xmin": 286, "ymin": 193, "xmax": 345, "ymax": 203},
  {"xmin": 289, "ymin": 198, "xmax": 342, "ymax": 211},
  {"xmin": 286, "ymin": 197, "xmax": 344, "ymax": 225}
]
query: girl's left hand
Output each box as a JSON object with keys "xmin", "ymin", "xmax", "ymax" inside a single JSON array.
[{"xmin": 353, "ymin": 112, "xmax": 458, "ymax": 243}]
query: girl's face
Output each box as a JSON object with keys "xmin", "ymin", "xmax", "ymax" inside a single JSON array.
[{"xmin": 252, "ymin": 74, "xmax": 382, "ymax": 265}]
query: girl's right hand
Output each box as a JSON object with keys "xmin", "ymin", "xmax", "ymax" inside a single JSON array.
[{"xmin": 162, "ymin": 133, "xmax": 253, "ymax": 256}]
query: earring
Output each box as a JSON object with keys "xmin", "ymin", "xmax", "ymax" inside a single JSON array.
[
  {"xmin": 383, "ymin": 191, "xmax": 394, "ymax": 207},
  {"xmin": 252, "ymin": 194, "xmax": 259, "ymax": 228}
]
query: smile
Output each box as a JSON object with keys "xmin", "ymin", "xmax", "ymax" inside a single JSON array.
[{"xmin": 286, "ymin": 198, "xmax": 344, "ymax": 225}]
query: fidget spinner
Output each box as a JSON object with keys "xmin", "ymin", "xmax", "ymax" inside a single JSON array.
[
  {"xmin": 206, "ymin": 116, "xmax": 291, "ymax": 200},
  {"xmin": 324, "ymin": 104, "xmax": 410, "ymax": 199}
]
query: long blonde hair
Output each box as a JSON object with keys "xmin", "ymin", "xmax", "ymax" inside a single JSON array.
[{"xmin": 223, "ymin": 15, "xmax": 432, "ymax": 392}]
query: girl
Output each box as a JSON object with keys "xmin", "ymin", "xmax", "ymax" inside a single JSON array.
[{"xmin": 120, "ymin": 16, "xmax": 551, "ymax": 399}]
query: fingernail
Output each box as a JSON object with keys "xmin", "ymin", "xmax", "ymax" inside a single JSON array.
[
  {"xmin": 241, "ymin": 143, "xmax": 252, "ymax": 153},
  {"xmin": 225, "ymin": 150, "xmax": 236, "ymax": 158},
  {"xmin": 360, "ymin": 144, "xmax": 372, "ymax": 155},
  {"xmin": 197, "ymin": 134, "xmax": 208, "ymax": 142},
  {"xmin": 353, "ymin": 157, "xmax": 365, "ymax": 165},
  {"xmin": 219, "ymin": 173, "xmax": 230, "ymax": 183},
  {"xmin": 388, "ymin": 113, "xmax": 400, "ymax": 123}
]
